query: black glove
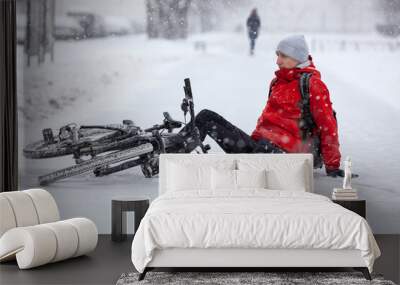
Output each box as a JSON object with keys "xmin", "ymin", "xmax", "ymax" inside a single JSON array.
[{"xmin": 326, "ymin": 168, "xmax": 359, "ymax": 178}]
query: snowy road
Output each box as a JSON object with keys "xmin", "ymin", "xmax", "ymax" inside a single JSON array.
[{"xmin": 18, "ymin": 32, "xmax": 400, "ymax": 233}]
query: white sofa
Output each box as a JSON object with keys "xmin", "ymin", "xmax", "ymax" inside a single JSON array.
[{"xmin": 0, "ymin": 188, "xmax": 98, "ymax": 269}]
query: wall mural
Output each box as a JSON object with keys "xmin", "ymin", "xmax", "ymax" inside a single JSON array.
[{"xmin": 17, "ymin": 0, "xmax": 400, "ymax": 234}]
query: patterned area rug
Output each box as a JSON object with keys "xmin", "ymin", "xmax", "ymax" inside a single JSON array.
[{"xmin": 116, "ymin": 271, "xmax": 396, "ymax": 285}]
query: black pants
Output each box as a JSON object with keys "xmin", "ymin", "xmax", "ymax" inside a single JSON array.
[
  {"xmin": 179, "ymin": 109, "xmax": 285, "ymax": 154},
  {"xmin": 250, "ymin": 37, "xmax": 256, "ymax": 51},
  {"xmin": 249, "ymin": 31, "xmax": 258, "ymax": 52}
]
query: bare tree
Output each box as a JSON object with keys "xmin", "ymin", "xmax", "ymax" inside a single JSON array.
[
  {"xmin": 146, "ymin": 0, "xmax": 159, "ymax": 38},
  {"xmin": 25, "ymin": 0, "xmax": 55, "ymax": 65},
  {"xmin": 196, "ymin": 0, "xmax": 217, "ymax": 33},
  {"xmin": 146, "ymin": 0, "xmax": 191, "ymax": 40},
  {"xmin": 376, "ymin": 0, "xmax": 400, "ymax": 36}
]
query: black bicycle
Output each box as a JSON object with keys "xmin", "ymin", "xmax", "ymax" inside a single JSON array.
[{"xmin": 23, "ymin": 78, "xmax": 210, "ymax": 186}]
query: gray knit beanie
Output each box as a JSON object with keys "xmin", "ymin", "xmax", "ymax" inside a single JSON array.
[{"xmin": 276, "ymin": 35, "xmax": 309, "ymax": 63}]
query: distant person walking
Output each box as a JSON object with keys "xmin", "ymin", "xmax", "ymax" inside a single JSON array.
[{"xmin": 246, "ymin": 8, "xmax": 261, "ymax": 55}]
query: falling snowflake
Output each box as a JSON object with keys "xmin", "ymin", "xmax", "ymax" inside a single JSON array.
[
  {"xmin": 223, "ymin": 138, "xmax": 234, "ymax": 146},
  {"xmin": 281, "ymin": 135, "xmax": 290, "ymax": 143},
  {"xmin": 236, "ymin": 139, "xmax": 245, "ymax": 148}
]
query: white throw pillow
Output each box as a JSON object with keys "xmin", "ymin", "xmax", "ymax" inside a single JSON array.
[
  {"xmin": 237, "ymin": 158, "xmax": 308, "ymax": 191},
  {"xmin": 211, "ymin": 168, "xmax": 236, "ymax": 190},
  {"xmin": 166, "ymin": 159, "xmax": 236, "ymax": 192},
  {"xmin": 211, "ymin": 168, "xmax": 268, "ymax": 190},
  {"xmin": 267, "ymin": 163, "xmax": 307, "ymax": 191},
  {"xmin": 236, "ymin": 169, "xmax": 268, "ymax": 189},
  {"xmin": 167, "ymin": 162, "xmax": 210, "ymax": 191}
]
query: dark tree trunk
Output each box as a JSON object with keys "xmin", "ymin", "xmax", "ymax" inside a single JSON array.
[
  {"xmin": 198, "ymin": 0, "xmax": 215, "ymax": 33},
  {"xmin": 146, "ymin": 0, "xmax": 191, "ymax": 40},
  {"xmin": 25, "ymin": 0, "xmax": 55, "ymax": 65},
  {"xmin": 146, "ymin": 0, "xmax": 159, "ymax": 38}
]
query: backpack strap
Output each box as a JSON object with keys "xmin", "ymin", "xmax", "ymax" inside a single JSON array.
[
  {"xmin": 299, "ymin": 73, "xmax": 329, "ymax": 169},
  {"xmin": 298, "ymin": 73, "xmax": 317, "ymax": 141},
  {"xmin": 267, "ymin": 78, "xmax": 278, "ymax": 99}
]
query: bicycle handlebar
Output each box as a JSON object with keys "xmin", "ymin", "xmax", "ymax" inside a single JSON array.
[
  {"xmin": 144, "ymin": 124, "xmax": 165, "ymax": 132},
  {"xmin": 145, "ymin": 78, "xmax": 195, "ymax": 134}
]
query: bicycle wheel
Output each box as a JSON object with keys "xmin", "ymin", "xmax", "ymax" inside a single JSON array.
[{"xmin": 23, "ymin": 127, "xmax": 120, "ymax": 159}]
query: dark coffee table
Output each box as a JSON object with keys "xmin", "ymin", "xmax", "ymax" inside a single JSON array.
[{"xmin": 111, "ymin": 196, "xmax": 150, "ymax": 242}]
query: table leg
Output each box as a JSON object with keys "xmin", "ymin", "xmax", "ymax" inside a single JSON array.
[{"xmin": 112, "ymin": 201, "xmax": 127, "ymax": 242}]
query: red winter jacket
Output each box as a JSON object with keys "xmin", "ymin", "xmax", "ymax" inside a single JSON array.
[{"xmin": 251, "ymin": 57, "xmax": 341, "ymax": 170}]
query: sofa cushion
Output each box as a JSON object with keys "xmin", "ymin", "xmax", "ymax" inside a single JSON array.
[
  {"xmin": 0, "ymin": 196, "xmax": 17, "ymax": 237},
  {"xmin": 0, "ymin": 189, "xmax": 60, "ymax": 238},
  {"xmin": 0, "ymin": 192, "xmax": 39, "ymax": 227},
  {"xmin": 24, "ymin": 189, "xmax": 60, "ymax": 224}
]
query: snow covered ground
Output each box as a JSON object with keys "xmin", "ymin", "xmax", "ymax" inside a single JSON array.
[{"xmin": 18, "ymin": 31, "xmax": 400, "ymax": 233}]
